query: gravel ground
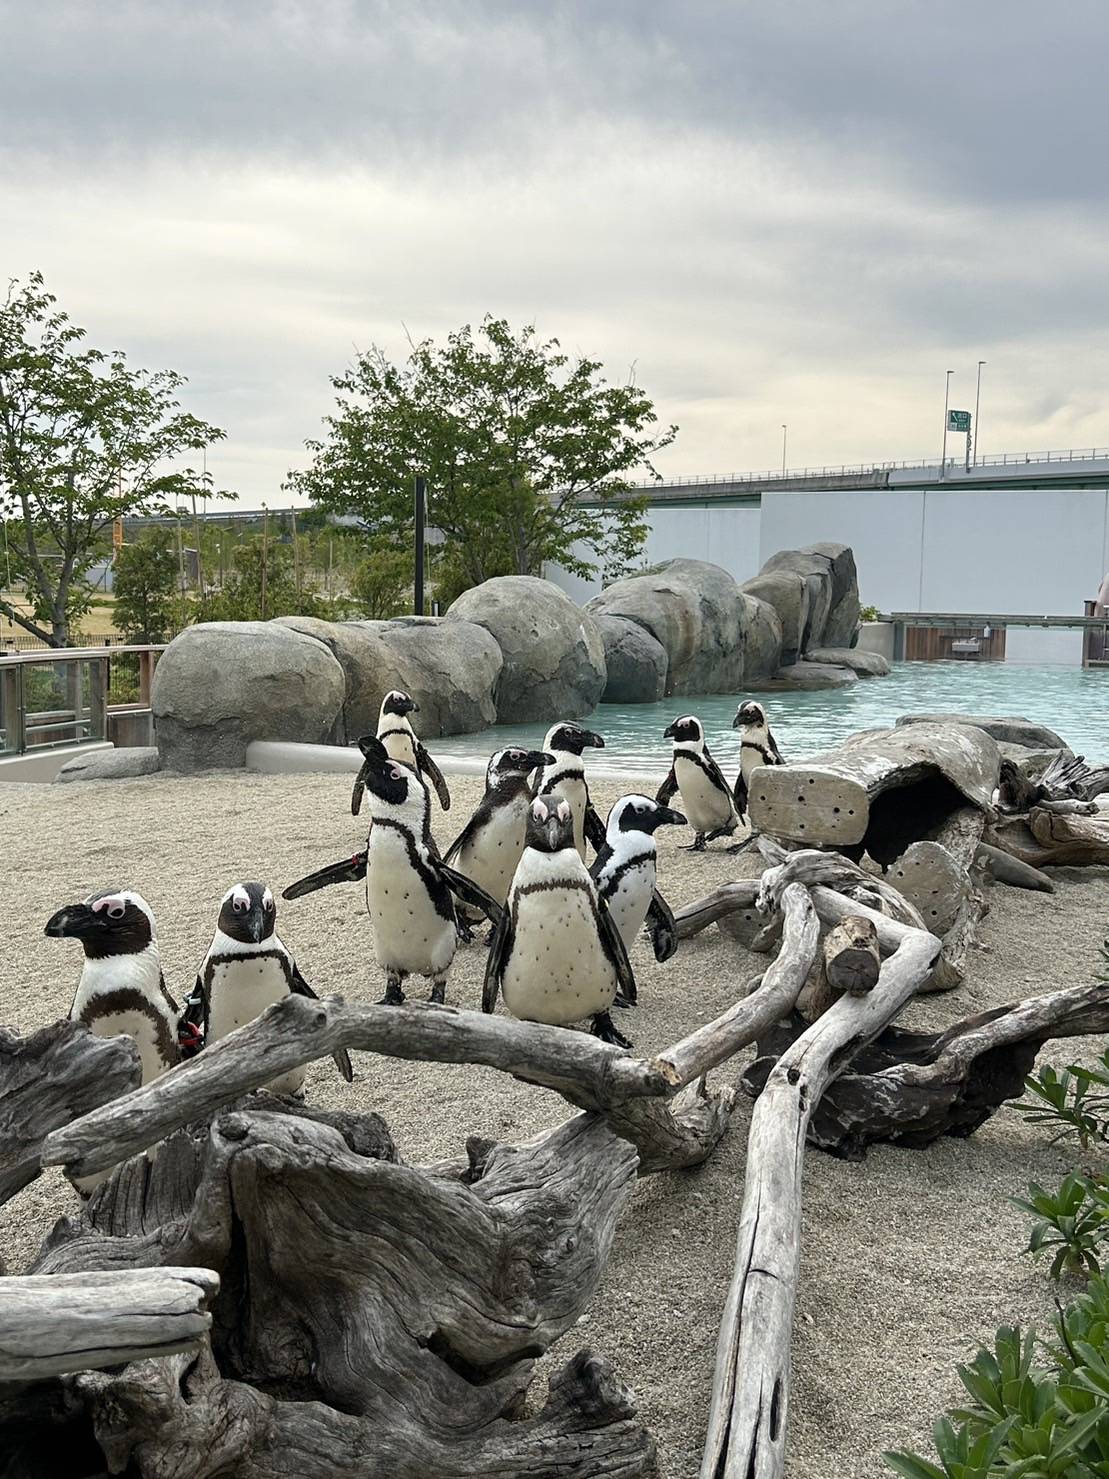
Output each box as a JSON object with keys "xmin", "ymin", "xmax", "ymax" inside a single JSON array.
[{"xmin": 2, "ymin": 767, "xmax": 1107, "ymax": 1477}]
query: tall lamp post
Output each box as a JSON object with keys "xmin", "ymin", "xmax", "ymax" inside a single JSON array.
[
  {"xmin": 940, "ymin": 369, "xmax": 954, "ymax": 480},
  {"xmin": 413, "ymin": 475, "xmax": 426, "ymax": 617},
  {"xmin": 781, "ymin": 424, "xmax": 788, "ymax": 476},
  {"xmin": 973, "ymin": 360, "xmax": 986, "ymax": 467}
]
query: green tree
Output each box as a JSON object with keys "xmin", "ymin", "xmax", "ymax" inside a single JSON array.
[
  {"xmin": 348, "ymin": 543, "xmax": 411, "ymax": 619},
  {"xmin": 203, "ymin": 537, "xmax": 328, "ymax": 622},
  {"xmin": 0, "ymin": 272, "xmax": 226, "ymax": 646},
  {"xmin": 112, "ymin": 530, "xmax": 180, "ymax": 642},
  {"xmin": 286, "ymin": 317, "xmax": 675, "ymax": 596}
]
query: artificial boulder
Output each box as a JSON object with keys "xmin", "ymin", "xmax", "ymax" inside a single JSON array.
[
  {"xmin": 152, "ymin": 622, "xmax": 346, "ymax": 772},
  {"xmin": 274, "ymin": 616, "xmax": 395, "ymax": 742},
  {"xmin": 744, "ymin": 543, "xmax": 862, "ymax": 658},
  {"xmin": 760, "ymin": 550, "xmax": 833, "ymax": 653},
  {"xmin": 447, "ymin": 576, "xmax": 605, "ymax": 724},
  {"xmin": 803, "ymin": 543, "xmax": 861, "ymax": 647},
  {"xmin": 55, "ymin": 747, "xmax": 161, "ymax": 783},
  {"xmin": 805, "ymin": 647, "xmax": 891, "ymax": 677},
  {"xmin": 595, "ymin": 615, "xmax": 668, "ymax": 703},
  {"xmin": 739, "ymin": 570, "xmax": 809, "ymax": 665},
  {"xmin": 741, "ymin": 594, "xmax": 784, "ymax": 681},
  {"xmin": 746, "ymin": 662, "xmax": 858, "ymax": 692},
  {"xmin": 895, "ymin": 714, "xmax": 1070, "ymax": 751}
]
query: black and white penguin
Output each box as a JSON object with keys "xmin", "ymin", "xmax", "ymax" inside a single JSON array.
[
  {"xmin": 352, "ymin": 689, "xmax": 450, "ymax": 815},
  {"xmin": 284, "ymin": 736, "xmax": 500, "ymax": 1005},
  {"xmin": 657, "ymin": 715, "xmax": 742, "ymax": 850},
  {"xmin": 590, "ymin": 794, "xmax": 686, "ymax": 962},
  {"xmin": 533, "ymin": 721, "xmax": 606, "ymax": 860},
  {"xmin": 484, "ymin": 793, "xmax": 637, "ymax": 1047},
  {"xmin": 46, "ymin": 889, "xmax": 180, "ymax": 1084},
  {"xmin": 732, "ymin": 700, "xmax": 785, "ymax": 821},
  {"xmin": 443, "ymin": 745, "xmax": 555, "ymax": 930},
  {"xmin": 178, "ymin": 881, "xmax": 353, "ymax": 1093}
]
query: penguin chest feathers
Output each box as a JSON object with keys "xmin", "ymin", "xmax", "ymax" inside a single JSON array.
[
  {"xmin": 540, "ymin": 765, "xmax": 588, "ymax": 855},
  {"xmin": 741, "ymin": 726, "xmax": 774, "ymax": 778},
  {"xmin": 674, "ymin": 751, "xmax": 733, "ymax": 831},
  {"xmin": 457, "ymin": 795, "xmax": 528, "ymax": 907},
  {"xmin": 71, "ymin": 948, "xmax": 177, "ymax": 1084},
  {"xmin": 598, "ymin": 849, "xmax": 656, "ymax": 952},
  {"xmin": 380, "ymin": 725, "xmax": 417, "ymax": 768},
  {"xmin": 503, "ymin": 851, "xmax": 616, "ymax": 1025},
  {"xmin": 205, "ymin": 948, "xmax": 292, "ymax": 1039},
  {"xmin": 366, "ymin": 822, "xmax": 456, "ymax": 977}
]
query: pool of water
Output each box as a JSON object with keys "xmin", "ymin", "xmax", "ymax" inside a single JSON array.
[{"xmin": 432, "ymin": 663, "xmax": 1109, "ymax": 780}]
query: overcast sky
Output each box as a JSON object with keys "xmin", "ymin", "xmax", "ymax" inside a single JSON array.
[{"xmin": 3, "ymin": 0, "xmax": 1108, "ymax": 504}]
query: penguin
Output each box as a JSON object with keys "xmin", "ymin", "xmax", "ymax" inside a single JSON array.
[
  {"xmin": 590, "ymin": 795, "xmax": 687, "ymax": 962},
  {"xmin": 352, "ymin": 689, "xmax": 450, "ymax": 815},
  {"xmin": 533, "ymin": 721, "xmax": 607, "ymax": 860},
  {"xmin": 657, "ymin": 715, "xmax": 742, "ymax": 850},
  {"xmin": 484, "ymin": 793, "xmax": 636, "ymax": 1047},
  {"xmin": 178, "ymin": 881, "xmax": 353, "ymax": 1094},
  {"xmin": 284, "ymin": 736, "xmax": 500, "ymax": 1005},
  {"xmin": 732, "ymin": 700, "xmax": 786, "ymax": 822},
  {"xmin": 46, "ymin": 889, "xmax": 180, "ymax": 1085},
  {"xmin": 443, "ymin": 745, "xmax": 556, "ymax": 931}
]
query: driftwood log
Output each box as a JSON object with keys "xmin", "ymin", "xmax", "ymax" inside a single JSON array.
[
  {"xmin": 975, "ymin": 840, "xmax": 1054, "ymax": 892},
  {"xmin": 987, "ymin": 809, "xmax": 1109, "ymax": 869}
]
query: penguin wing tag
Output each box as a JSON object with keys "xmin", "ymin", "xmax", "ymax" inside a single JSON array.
[
  {"xmin": 288, "ymin": 962, "xmax": 354, "ymax": 1084},
  {"xmin": 656, "ymin": 768, "xmax": 678, "ymax": 807},
  {"xmin": 733, "ymin": 768, "xmax": 749, "ymax": 820},
  {"xmin": 583, "ymin": 802, "xmax": 607, "ymax": 855},
  {"xmin": 438, "ymin": 864, "xmax": 502, "ymax": 925},
  {"xmin": 282, "ymin": 851, "xmax": 368, "ymax": 900},
  {"xmin": 598, "ymin": 897, "xmax": 637, "ymax": 1007},
  {"xmin": 482, "ymin": 906, "xmax": 514, "ymax": 1014},
  {"xmin": 178, "ymin": 980, "xmax": 206, "ymax": 1058},
  {"xmin": 646, "ymin": 888, "xmax": 678, "ymax": 964},
  {"xmin": 416, "ymin": 741, "xmax": 451, "ymax": 811}
]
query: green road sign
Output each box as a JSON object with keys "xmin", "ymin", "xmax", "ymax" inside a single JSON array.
[{"xmin": 948, "ymin": 410, "xmax": 971, "ymax": 431}]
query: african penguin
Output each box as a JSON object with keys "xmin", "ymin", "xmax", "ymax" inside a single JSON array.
[
  {"xmin": 732, "ymin": 700, "xmax": 785, "ymax": 822},
  {"xmin": 179, "ymin": 882, "xmax": 353, "ymax": 1094},
  {"xmin": 352, "ymin": 689, "xmax": 450, "ymax": 815},
  {"xmin": 46, "ymin": 889, "xmax": 180, "ymax": 1085},
  {"xmin": 657, "ymin": 714, "xmax": 742, "ymax": 850},
  {"xmin": 284, "ymin": 736, "xmax": 499, "ymax": 1005},
  {"xmin": 590, "ymin": 794, "xmax": 686, "ymax": 961},
  {"xmin": 484, "ymin": 793, "xmax": 637, "ymax": 1048},
  {"xmin": 534, "ymin": 721, "xmax": 606, "ymax": 860},
  {"xmin": 443, "ymin": 745, "xmax": 555, "ymax": 929}
]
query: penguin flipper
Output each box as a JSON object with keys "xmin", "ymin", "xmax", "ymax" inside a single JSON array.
[
  {"xmin": 732, "ymin": 769, "xmax": 749, "ymax": 821},
  {"xmin": 288, "ymin": 961, "xmax": 354, "ymax": 1083},
  {"xmin": 768, "ymin": 730, "xmax": 785, "ymax": 766},
  {"xmin": 282, "ymin": 851, "xmax": 368, "ymax": 900},
  {"xmin": 646, "ymin": 889, "xmax": 678, "ymax": 964},
  {"xmin": 656, "ymin": 767, "xmax": 678, "ymax": 807},
  {"xmin": 702, "ymin": 744, "xmax": 734, "ymax": 802},
  {"xmin": 482, "ymin": 907, "xmax": 513, "ymax": 1014},
  {"xmin": 351, "ymin": 759, "xmax": 371, "ymax": 816},
  {"xmin": 438, "ymin": 863, "xmax": 502, "ymax": 925},
  {"xmin": 416, "ymin": 741, "xmax": 451, "ymax": 811},
  {"xmin": 583, "ymin": 802, "xmax": 607, "ymax": 855},
  {"xmin": 598, "ymin": 897, "xmax": 637, "ymax": 1008}
]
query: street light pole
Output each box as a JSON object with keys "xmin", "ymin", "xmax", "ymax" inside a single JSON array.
[
  {"xmin": 414, "ymin": 475, "xmax": 426, "ymax": 617},
  {"xmin": 781, "ymin": 424, "xmax": 788, "ymax": 476},
  {"xmin": 940, "ymin": 369, "xmax": 954, "ymax": 480},
  {"xmin": 973, "ymin": 360, "xmax": 986, "ymax": 467}
]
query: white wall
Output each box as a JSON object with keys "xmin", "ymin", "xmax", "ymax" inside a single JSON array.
[{"xmin": 1003, "ymin": 628, "xmax": 1085, "ymax": 665}]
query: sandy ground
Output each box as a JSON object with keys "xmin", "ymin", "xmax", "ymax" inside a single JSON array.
[{"xmin": 1, "ymin": 767, "xmax": 1108, "ymax": 1478}]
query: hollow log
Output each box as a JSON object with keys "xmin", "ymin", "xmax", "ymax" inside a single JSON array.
[
  {"xmin": 975, "ymin": 841, "xmax": 1054, "ymax": 893},
  {"xmin": 0, "ymin": 1021, "xmax": 139, "ymax": 1207},
  {"xmin": 747, "ymin": 721, "xmax": 999, "ymax": 861},
  {"xmin": 887, "ymin": 840, "xmax": 971, "ymax": 936},
  {"xmin": 929, "ymin": 804, "xmax": 988, "ymax": 872},
  {"xmin": 744, "ymin": 968, "xmax": 1109, "ymax": 1159},
  {"xmin": 701, "ymin": 925, "xmax": 941, "ymax": 1479},
  {"xmin": 0, "ymin": 1267, "xmax": 217, "ymax": 1381}
]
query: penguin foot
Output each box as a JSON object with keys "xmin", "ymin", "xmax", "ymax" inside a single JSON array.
[
  {"xmin": 726, "ymin": 834, "xmax": 756, "ymax": 856},
  {"xmin": 455, "ymin": 917, "xmax": 475, "ymax": 945},
  {"xmin": 591, "ymin": 1011, "xmax": 633, "ymax": 1050},
  {"xmin": 379, "ymin": 976, "xmax": 406, "ymax": 1006},
  {"xmin": 704, "ymin": 823, "xmax": 738, "ymax": 844},
  {"xmin": 682, "ymin": 834, "xmax": 707, "ymax": 852},
  {"xmin": 428, "ymin": 980, "xmax": 446, "ymax": 1005}
]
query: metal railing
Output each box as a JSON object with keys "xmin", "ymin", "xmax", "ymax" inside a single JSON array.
[{"xmin": 0, "ymin": 645, "xmax": 165, "ymax": 760}]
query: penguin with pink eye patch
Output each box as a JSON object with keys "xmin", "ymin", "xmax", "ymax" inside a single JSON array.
[{"xmin": 45, "ymin": 888, "xmax": 181, "ymax": 1084}]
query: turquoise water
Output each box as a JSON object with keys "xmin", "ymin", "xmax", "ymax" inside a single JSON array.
[{"xmin": 432, "ymin": 663, "xmax": 1109, "ymax": 780}]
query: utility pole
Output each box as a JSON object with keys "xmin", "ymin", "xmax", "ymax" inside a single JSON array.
[
  {"xmin": 290, "ymin": 508, "xmax": 300, "ymax": 593},
  {"xmin": 940, "ymin": 369, "xmax": 954, "ymax": 480},
  {"xmin": 781, "ymin": 424, "xmax": 788, "ymax": 476},
  {"xmin": 973, "ymin": 360, "xmax": 986, "ymax": 467},
  {"xmin": 260, "ymin": 504, "xmax": 269, "ymax": 621},
  {"xmin": 414, "ymin": 475, "xmax": 426, "ymax": 617}
]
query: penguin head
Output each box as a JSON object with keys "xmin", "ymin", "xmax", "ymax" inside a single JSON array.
[
  {"xmin": 218, "ymin": 882, "xmax": 276, "ymax": 946},
  {"xmin": 733, "ymin": 701, "xmax": 767, "ymax": 730},
  {"xmin": 355, "ymin": 734, "xmax": 423, "ymax": 810},
  {"xmin": 381, "ymin": 689, "xmax": 418, "ymax": 718},
  {"xmin": 663, "ymin": 714, "xmax": 703, "ymax": 747},
  {"xmin": 45, "ymin": 889, "xmax": 156, "ymax": 958},
  {"xmin": 543, "ymin": 722, "xmax": 605, "ymax": 756},
  {"xmin": 526, "ymin": 793, "xmax": 576, "ymax": 854},
  {"xmin": 488, "ymin": 746, "xmax": 556, "ymax": 784},
  {"xmin": 609, "ymin": 794, "xmax": 687, "ymax": 837}
]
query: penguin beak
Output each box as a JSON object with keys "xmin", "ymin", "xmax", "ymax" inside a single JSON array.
[
  {"xmin": 404, "ymin": 698, "xmax": 419, "ymax": 714},
  {"xmin": 545, "ymin": 813, "xmax": 566, "ymax": 850},
  {"xmin": 583, "ymin": 730, "xmax": 605, "ymax": 749},
  {"xmin": 655, "ymin": 806, "xmax": 687, "ymax": 829},
  {"xmin": 45, "ymin": 903, "xmax": 98, "ymax": 939},
  {"xmin": 732, "ymin": 712, "xmax": 742, "ymax": 729},
  {"xmin": 526, "ymin": 750, "xmax": 556, "ymax": 770},
  {"xmin": 663, "ymin": 721, "xmax": 677, "ymax": 740},
  {"xmin": 246, "ymin": 903, "xmax": 267, "ymax": 943}
]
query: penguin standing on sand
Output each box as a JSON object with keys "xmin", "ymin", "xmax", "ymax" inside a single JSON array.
[
  {"xmin": 732, "ymin": 701, "xmax": 785, "ymax": 822},
  {"xmin": 534, "ymin": 722, "xmax": 606, "ymax": 860},
  {"xmin": 352, "ymin": 690, "xmax": 451, "ymax": 815},
  {"xmin": 46, "ymin": 889, "xmax": 180, "ymax": 1083},
  {"xmin": 657, "ymin": 715, "xmax": 742, "ymax": 850},
  {"xmin": 443, "ymin": 745, "xmax": 555, "ymax": 932},
  {"xmin": 285, "ymin": 736, "xmax": 500, "ymax": 1005},
  {"xmin": 178, "ymin": 881, "xmax": 353, "ymax": 1093},
  {"xmin": 591, "ymin": 794, "xmax": 686, "ymax": 962},
  {"xmin": 484, "ymin": 793, "xmax": 637, "ymax": 1047}
]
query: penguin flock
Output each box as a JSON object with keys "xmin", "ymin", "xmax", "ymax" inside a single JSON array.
[{"xmin": 43, "ymin": 691, "xmax": 786, "ymax": 1164}]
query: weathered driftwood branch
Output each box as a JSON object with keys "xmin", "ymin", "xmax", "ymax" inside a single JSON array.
[
  {"xmin": 0, "ymin": 1267, "xmax": 217, "ymax": 1380},
  {"xmin": 823, "ymin": 916, "xmax": 880, "ymax": 995},
  {"xmin": 701, "ymin": 925, "xmax": 941, "ymax": 1479},
  {"xmin": 1028, "ymin": 806, "xmax": 1109, "ymax": 866},
  {"xmin": 0, "ymin": 1020, "xmax": 139, "ymax": 1206},
  {"xmin": 674, "ymin": 879, "xmax": 761, "ymax": 939},
  {"xmin": 745, "ymin": 968, "xmax": 1109, "ymax": 1158},
  {"xmin": 41, "ymin": 998, "xmax": 671, "ymax": 1180},
  {"xmin": 930, "ymin": 804, "xmax": 988, "ymax": 871},
  {"xmin": 756, "ymin": 840, "xmax": 926, "ymax": 932},
  {"xmin": 975, "ymin": 840, "xmax": 1054, "ymax": 893},
  {"xmin": 999, "ymin": 750, "xmax": 1109, "ymax": 812}
]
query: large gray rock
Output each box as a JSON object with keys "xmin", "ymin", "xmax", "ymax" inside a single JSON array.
[
  {"xmin": 586, "ymin": 559, "xmax": 752, "ymax": 694},
  {"xmin": 741, "ymin": 594, "xmax": 784, "ymax": 679},
  {"xmin": 275, "ymin": 616, "xmax": 393, "ymax": 741},
  {"xmin": 55, "ymin": 747, "xmax": 161, "ymax": 783},
  {"xmin": 153, "ymin": 622, "xmax": 347, "ymax": 771},
  {"xmin": 761, "ymin": 549, "xmax": 833, "ymax": 652},
  {"xmin": 805, "ymin": 646, "xmax": 890, "ymax": 677},
  {"xmin": 447, "ymin": 576, "xmax": 605, "ymax": 723},
  {"xmin": 740, "ymin": 570, "xmax": 810, "ymax": 664},
  {"xmin": 895, "ymin": 713, "xmax": 1070, "ymax": 750},
  {"xmin": 801, "ymin": 543, "xmax": 861, "ymax": 647},
  {"xmin": 750, "ymin": 543, "xmax": 862, "ymax": 653},
  {"xmin": 746, "ymin": 662, "xmax": 859, "ymax": 691},
  {"xmin": 595, "ymin": 614, "xmax": 668, "ymax": 703}
]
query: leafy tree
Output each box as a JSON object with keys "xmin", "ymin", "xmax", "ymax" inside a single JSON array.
[
  {"xmin": 348, "ymin": 543, "xmax": 411, "ymax": 619},
  {"xmin": 0, "ymin": 272, "xmax": 226, "ymax": 646},
  {"xmin": 203, "ymin": 537, "xmax": 328, "ymax": 623},
  {"xmin": 286, "ymin": 317, "xmax": 675, "ymax": 595},
  {"xmin": 112, "ymin": 530, "xmax": 181, "ymax": 643}
]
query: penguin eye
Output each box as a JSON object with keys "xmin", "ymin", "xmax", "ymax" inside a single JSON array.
[
  {"xmin": 531, "ymin": 800, "xmax": 547, "ymax": 820},
  {"xmin": 107, "ymin": 903, "xmax": 125, "ymax": 920},
  {"xmin": 263, "ymin": 894, "xmax": 274, "ymax": 911},
  {"xmin": 389, "ymin": 766, "xmax": 405, "ymax": 781},
  {"xmin": 557, "ymin": 800, "xmax": 571, "ymax": 821},
  {"xmin": 233, "ymin": 898, "xmax": 247, "ymax": 913}
]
